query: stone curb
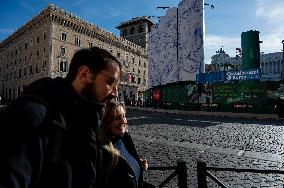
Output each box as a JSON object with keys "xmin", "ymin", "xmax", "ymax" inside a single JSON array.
[{"xmin": 126, "ymin": 106, "xmax": 279, "ymax": 120}]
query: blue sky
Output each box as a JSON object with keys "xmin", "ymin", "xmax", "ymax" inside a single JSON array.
[{"xmin": 0, "ymin": 0, "xmax": 284, "ymax": 64}]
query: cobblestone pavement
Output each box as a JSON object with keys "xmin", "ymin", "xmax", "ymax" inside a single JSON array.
[{"xmin": 126, "ymin": 109, "xmax": 284, "ymax": 187}]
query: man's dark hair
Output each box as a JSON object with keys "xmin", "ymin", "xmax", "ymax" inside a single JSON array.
[{"xmin": 66, "ymin": 47, "xmax": 123, "ymax": 82}]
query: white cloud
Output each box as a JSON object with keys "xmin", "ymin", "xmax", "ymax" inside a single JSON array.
[
  {"xmin": 255, "ymin": 0, "xmax": 284, "ymax": 53},
  {"xmin": 255, "ymin": 0, "xmax": 284, "ymax": 24},
  {"xmin": 0, "ymin": 28, "xmax": 14, "ymax": 33},
  {"xmin": 260, "ymin": 26, "xmax": 284, "ymax": 53}
]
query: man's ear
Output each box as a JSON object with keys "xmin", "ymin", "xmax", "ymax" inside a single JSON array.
[{"xmin": 77, "ymin": 65, "xmax": 92, "ymax": 83}]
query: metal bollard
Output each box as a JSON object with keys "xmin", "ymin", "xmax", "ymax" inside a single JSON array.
[
  {"xmin": 197, "ymin": 160, "xmax": 208, "ymax": 188},
  {"xmin": 176, "ymin": 159, "xmax": 188, "ymax": 188}
]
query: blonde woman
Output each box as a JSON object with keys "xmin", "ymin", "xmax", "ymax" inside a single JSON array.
[{"xmin": 98, "ymin": 100, "xmax": 148, "ymax": 188}]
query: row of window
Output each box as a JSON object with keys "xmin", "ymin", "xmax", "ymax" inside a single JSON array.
[
  {"xmin": 130, "ymin": 67, "xmax": 146, "ymax": 75},
  {"xmin": 63, "ymin": 32, "xmax": 133, "ymax": 61},
  {"xmin": 128, "ymin": 36, "xmax": 145, "ymax": 43},
  {"xmin": 60, "ymin": 28, "xmax": 147, "ymax": 66},
  {"xmin": 3, "ymin": 86, "xmax": 24, "ymax": 103},
  {"xmin": 2, "ymin": 80, "xmax": 146, "ymax": 104},
  {"xmin": 122, "ymin": 25, "xmax": 145, "ymax": 37},
  {"xmin": 2, "ymin": 61, "xmax": 47, "ymax": 81},
  {"xmin": 261, "ymin": 60, "xmax": 282, "ymax": 74},
  {"xmin": 61, "ymin": 32, "xmax": 146, "ymax": 68},
  {"xmin": 52, "ymin": 15, "xmax": 96, "ymax": 38},
  {"xmin": 59, "ymin": 41, "xmax": 147, "ymax": 69},
  {"xmin": 123, "ymin": 73, "xmax": 146, "ymax": 85},
  {"xmin": 2, "ymin": 59, "xmax": 70, "ymax": 82},
  {"xmin": 61, "ymin": 32, "xmax": 82, "ymax": 47},
  {"xmin": 0, "ymin": 33, "xmax": 47, "ymax": 62},
  {"xmin": 1, "ymin": 47, "xmax": 47, "ymax": 72},
  {"xmin": 125, "ymin": 57, "xmax": 146, "ymax": 68}
]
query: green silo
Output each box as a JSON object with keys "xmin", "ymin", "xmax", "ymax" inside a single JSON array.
[{"xmin": 241, "ymin": 30, "xmax": 261, "ymax": 70}]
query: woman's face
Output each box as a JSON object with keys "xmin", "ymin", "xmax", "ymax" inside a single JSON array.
[{"xmin": 110, "ymin": 106, "xmax": 127, "ymax": 136}]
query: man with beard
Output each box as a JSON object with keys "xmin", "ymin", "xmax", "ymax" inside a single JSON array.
[{"xmin": 0, "ymin": 47, "xmax": 123, "ymax": 188}]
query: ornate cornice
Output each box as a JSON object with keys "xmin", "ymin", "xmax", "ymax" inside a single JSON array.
[{"xmin": 0, "ymin": 4, "xmax": 147, "ymax": 57}]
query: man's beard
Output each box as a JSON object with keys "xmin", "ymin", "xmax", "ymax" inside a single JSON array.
[
  {"xmin": 81, "ymin": 82, "xmax": 115, "ymax": 103},
  {"xmin": 101, "ymin": 95, "xmax": 116, "ymax": 103},
  {"xmin": 81, "ymin": 82, "xmax": 97, "ymax": 100}
]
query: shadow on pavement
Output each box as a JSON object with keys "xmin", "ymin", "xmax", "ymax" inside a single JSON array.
[{"xmin": 126, "ymin": 109, "xmax": 284, "ymax": 128}]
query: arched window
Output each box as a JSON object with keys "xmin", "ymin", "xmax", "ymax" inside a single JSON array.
[
  {"xmin": 5, "ymin": 88, "xmax": 7, "ymax": 102},
  {"xmin": 138, "ymin": 25, "xmax": 144, "ymax": 33},
  {"xmin": 8, "ymin": 88, "xmax": 11, "ymax": 102},
  {"xmin": 18, "ymin": 69, "xmax": 22, "ymax": 78},
  {"xmin": 60, "ymin": 61, "xmax": 67, "ymax": 72},
  {"xmin": 130, "ymin": 27, "xmax": 135, "ymax": 35},
  {"xmin": 24, "ymin": 67, "xmax": 27, "ymax": 76},
  {"xmin": 18, "ymin": 86, "xmax": 21, "ymax": 98},
  {"xmin": 36, "ymin": 63, "xmax": 39, "ymax": 73},
  {"xmin": 122, "ymin": 29, "xmax": 128, "ymax": 37},
  {"xmin": 13, "ymin": 88, "xmax": 15, "ymax": 101},
  {"xmin": 29, "ymin": 65, "xmax": 33, "ymax": 75},
  {"xmin": 131, "ymin": 75, "xmax": 135, "ymax": 83}
]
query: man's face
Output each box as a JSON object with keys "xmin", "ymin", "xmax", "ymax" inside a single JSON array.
[{"xmin": 82, "ymin": 62, "xmax": 120, "ymax": 103}]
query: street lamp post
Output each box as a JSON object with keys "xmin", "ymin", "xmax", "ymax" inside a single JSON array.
[
  {"xmin": 176, "ymin": 7, "xmax": 179, "ymax": 81},
  {"xmin": 282, "ymin": 40, "xmax": 284, "ymax": 79}
]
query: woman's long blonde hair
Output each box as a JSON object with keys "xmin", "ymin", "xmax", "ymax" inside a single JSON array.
[{"xmin": 98, "ymin": 100, "xmax": 127, "ymax": 174}]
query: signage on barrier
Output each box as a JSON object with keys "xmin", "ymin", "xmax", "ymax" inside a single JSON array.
[{"xmin": 226, "ymin": 69, "xmax": 260, "ymax": 81}]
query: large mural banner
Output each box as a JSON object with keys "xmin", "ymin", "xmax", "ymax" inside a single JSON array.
[
  {"xmin": 148, "ymin": 8, "xmax": 178, "ymax": 87},
  {"xmin": 178, "ymin": 0, "xmax": 204, "ymax": 81},
  {"xmin": 148, "ymin": 0, "xmax": 204, "ymax": 88}
]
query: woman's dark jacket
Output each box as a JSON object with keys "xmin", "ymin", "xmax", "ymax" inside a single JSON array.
[
  {"xmin": 100, "ymin": 132, "xmax": 144, "ymax": 188},
  {"xmin": 0, "ymin": 77, "xmax": 104, "ymax": 188}
]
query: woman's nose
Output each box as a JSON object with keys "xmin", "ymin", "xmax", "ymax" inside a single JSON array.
[{"xmin": 119, "ymin": 117, "xmax": 127, "ymax": 124}]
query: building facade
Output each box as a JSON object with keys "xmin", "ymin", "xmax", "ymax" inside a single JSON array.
[
  {"xmin": 208, "ymin": 50, "xmax": 284, "ymax": 81},
  {"xmin": 210, "ymin": 47, "xmax": 242, "ymax": 72},
  {"xmin": 260, "ymin": 52, "xmax": 284, "ymax": 81},
  {"xmin": 116, "ymin": 16, "xmax": 153, "ymax": 49},
  {"xmin": 0, "ymin": 4, "xmax": 148, "ymax": 104}
]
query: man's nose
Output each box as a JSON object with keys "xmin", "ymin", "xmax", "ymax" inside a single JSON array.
[{"xmin": 111, "ymin": 86, "xmax": 118, "ymax": 98}]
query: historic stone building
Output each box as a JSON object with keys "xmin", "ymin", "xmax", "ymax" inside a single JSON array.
[
  {"xmin": 0, "ymin": 4, "xmax": 149, "ymax": 104},
  {"xmin": 116, "ymin": 16, "xmax": 153, "ymax": 49},
  {"xmin": 260, "ymin": 52, "xmax": 284, "ymax": 81}
]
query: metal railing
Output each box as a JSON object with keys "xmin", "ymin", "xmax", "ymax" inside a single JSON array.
[
  {"xmin": 144, "ymin": 159, "xmax": 188, "ymax": 188},
  {"xmin": 197, "ymin": 160, "xmax": 284, "ymax": 188}
]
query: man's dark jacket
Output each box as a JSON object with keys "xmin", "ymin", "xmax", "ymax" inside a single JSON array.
[{"xmin": 0, "ymin": 77, "xmax": 104, "ymax": 188}]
